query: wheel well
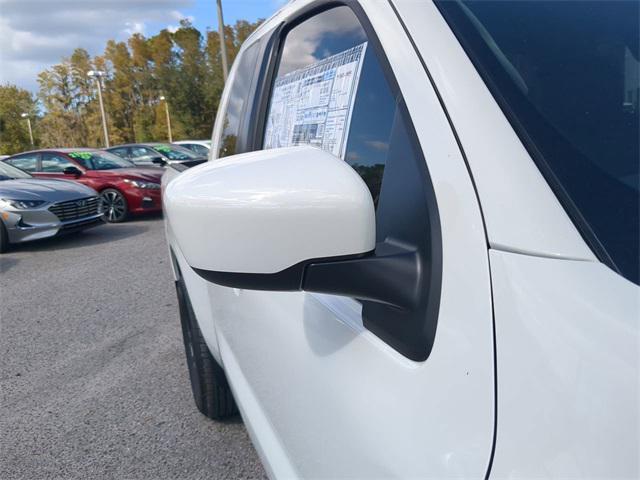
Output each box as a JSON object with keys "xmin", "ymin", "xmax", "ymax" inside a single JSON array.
[{"xmin": 99, "ymin": 185, "xmax": 123, "ymax": 194}]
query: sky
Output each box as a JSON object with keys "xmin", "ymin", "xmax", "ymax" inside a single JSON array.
[{"xmin": 0, "ymin": 0, "xmax": 283, "ymax": 93}]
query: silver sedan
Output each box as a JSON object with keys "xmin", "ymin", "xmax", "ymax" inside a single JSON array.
[{"xmin": 0, "ymin": 161, "xmax": 105, "ymax": 252}]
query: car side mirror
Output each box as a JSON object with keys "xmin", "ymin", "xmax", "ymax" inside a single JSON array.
[
  {"xmin": 63, "ymin": 166, "xmax": 82, "ymax": 177},
  {"xmin": 165, "ymin": 146, "xmax": 423, "ymax": 313},
  {"xmin": 152, "ymin": 157, "xmax": 167, "ymax": 166}
]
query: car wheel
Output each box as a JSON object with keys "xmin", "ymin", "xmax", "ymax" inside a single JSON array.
[
  {"xmin": 0, "ymin": 220, "xmax": 9, "ymax": 253},
  {"xmin": 176, "ymin": 276, "xmax": 238, "ymax": 420},
  {"xmin": 100, "ymin": 188, "xmax": 128, "ymax": 223}
]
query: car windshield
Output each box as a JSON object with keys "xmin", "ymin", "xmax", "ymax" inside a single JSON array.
[
  {"xmin": 0, "ymin": 161, "xmax": 32, "ymax": 180},
  {"xmin": 152, "ymin": 144, "xmax": 199, "ymax": 160},
  {"xmin": 68, "ymin": 151, "xmax": 135, "ymax": 170},
  {"xmin": 437, "ymin": 0, "xmax": 640, "ymax": 284}
]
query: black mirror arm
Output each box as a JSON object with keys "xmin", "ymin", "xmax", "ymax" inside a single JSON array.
[
  {"xmin": 193, "ymin": 241, "xmax": 421, "ymax": 311},
  {"xmin": 63, "ymin": 167, "xmax": 82, "ymax": 176},
  {"xmin": 303, "ymin": 241, "xmax": 421, "ymax": 311}
]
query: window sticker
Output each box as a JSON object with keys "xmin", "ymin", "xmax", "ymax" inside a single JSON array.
[
  {"xmin": 69, "ymin": 152, "xmax": 92, "ymax": 160},
  {"xmin": 263, "ymin": 42, "xmax": 368, "ymax": 159}
]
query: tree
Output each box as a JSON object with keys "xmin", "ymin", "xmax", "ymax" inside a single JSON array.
[
  {"xmin": 37, "ymin": 50, "xmax": 97, "ymax": 147},
  {"xmin": 104, "ymin": 40, "xmax": 136, "ymax": 143},
  {"xmin": 172, "ymin": 20, "xmax": 208, "ymax": 137},
  {"xmin": 3, "ymin": 18, "xmax": 264, "ymax": 150},
  {"xmin": 0, "ymin": 85, "xmax": 38, "ymax": 154},
  {"xmin": 129, "ymin": 33, "xmax": 156, "ymax": 141}
]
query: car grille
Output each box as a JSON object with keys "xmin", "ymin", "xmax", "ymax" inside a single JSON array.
[{"xmin": 49, "ymin": 196, "xmax": 100, "ymax": 222}]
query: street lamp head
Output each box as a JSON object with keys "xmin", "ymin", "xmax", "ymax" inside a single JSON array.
[
  {"xmin": 159, "ymin": 96, "xmax": 166, "ymax": 101},
  {"xmin": 21, "ymin": 113, "xmax": 29, "ymax": 118},
  {"xmin": 87, "ymin": 70, "xmax": 105, "ymax": 78}
]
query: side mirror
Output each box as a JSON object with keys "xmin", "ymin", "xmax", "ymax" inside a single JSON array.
[
  {"xmin": 63, "ymin": 166, "xmax": 82, "ymax": 177},
  {"xmin": 165, "ymin": 146, "xmax": 422, "ymax": 312},
  {"xmin": 152, "ymin": 156, "xmax": 167, "ymax": 166}
]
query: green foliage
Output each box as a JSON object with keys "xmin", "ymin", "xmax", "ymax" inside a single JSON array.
[
  {"xmin": 6, "ymin": 19, "xmax": 263, "ymax": 151},
  {"xmin": 0, "ymin": 85, "xmax": 38, "ymax": 154}
]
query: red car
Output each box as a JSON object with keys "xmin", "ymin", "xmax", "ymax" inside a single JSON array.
[{"xmin": 2, "ymin": 149, "xmax": 164, "ymax": 222}]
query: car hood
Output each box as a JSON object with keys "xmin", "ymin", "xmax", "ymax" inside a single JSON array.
[
  {"xmin": 0, "ymin": 178, "xmax": 97, "ymax": 203},
  {"xmin": 92, "ymin": 167, "xmax": 163, "ymax": 182}
]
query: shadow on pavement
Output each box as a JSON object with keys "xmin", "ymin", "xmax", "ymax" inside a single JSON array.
[
  {"xmin": 129, "ymin": 212, "xmax": 164, "ymax": 222},
  {"xmin": 0, "ymin": 256, "xmax": 20, "ymax": 274},
  {"xmin": 218, "ymin": 415, "xmax": 245, "ymax": 425}
]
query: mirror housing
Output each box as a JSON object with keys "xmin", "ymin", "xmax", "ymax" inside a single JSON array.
[
  {"xmin": 63, "ymin": 166, "xmax": 82, "ymax": 177},
  {"xmin": 166, "ymin": 145, "xmax": 436, "ymax": 361},
  {"xmin": 151, "ymin": 156, "xmax": 167, "ymax": 166},
  {"xmin": 165, "ymin": 146, "xmax": 376, "ymax": 278}
]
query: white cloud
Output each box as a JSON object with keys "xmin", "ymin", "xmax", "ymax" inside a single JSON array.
[
  {"xmin": 278, "ymin": 9, "xmax": 364, "ymax": 75},
  {"xmin": 0, "ymin": 0, "xmax": 193, "ymax": 92},
  {"xmin": 364, "ymin": 140, "xmax": 389, "ymax": 152},
  {"xmin": 167, "ymin": 9, "xmax": 195, "ymax": 32},
  {"xmin": 124, "ymin": 21, "xmax": 146, "ymax": 36}
]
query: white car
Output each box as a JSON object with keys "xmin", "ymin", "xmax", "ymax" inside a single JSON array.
[
  {"xmin": 162, "ymin": 1, "xmax": 639, "ymax": 478},
  {"xmin": 173, "ymin": 140, "xmax": 211, "ymax": 157}
]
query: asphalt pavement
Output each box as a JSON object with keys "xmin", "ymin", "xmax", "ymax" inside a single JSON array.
[{"xmin": 0, "ymin": 215, "xmax": 266, "ymax": 480}]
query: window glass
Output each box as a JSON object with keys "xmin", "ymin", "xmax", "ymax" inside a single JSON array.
[
  {"xmin": 69, "ymin": 151, "xmax": 134, "ymax": 170},
  {"xmin": 218, "ymin": 41, "xmax": 261, "ymax": 158},
  {"xmin": 152, "ymin": 144, "xmax": 198, "ymax": 160},
  {"xmin": 41, "ymin": 153, "xmax": 76, "ymax": 172},
  {"xmin": 185, "ymin": 144, "xmax": 209, "ymax": 156},
  {"xmin": 6, "ymin": 154, "xmax": 38, "ymax": 172},
  {"xmin": 264, "ymin": 7, "xmax": 397, "ymax": 205},
  {"xmin": 0, "ymin": 161, "xmax": 31, "ymax": 179},
  {"xmin": 109, "ymin": 147, "xmax": 130, "ymax": 159},
  {"xmin": 130, "ymin": 146, "xmax": 156, "ymax": 159},
  {"xmin": 437, "ymin": 0, "xmax": 639, "ymax": 284}
]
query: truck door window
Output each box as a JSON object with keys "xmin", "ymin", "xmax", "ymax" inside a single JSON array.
[
  {"xmin": 217, "ymin": 42, "xmax": 261, "ymax": 158},
  {"xmin": 263, "ymin": 6, "xmax": 396, "ymax": 206}
]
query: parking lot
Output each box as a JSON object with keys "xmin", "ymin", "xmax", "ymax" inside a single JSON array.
[{"xmin": 0, "ymin": 216, "xmax": 266, "ymax": 480}]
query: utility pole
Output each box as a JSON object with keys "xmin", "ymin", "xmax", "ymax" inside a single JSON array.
[
  {"xmin": 216, "ymin": 0, "xmax": 230, "ymax": 81},
  {"xmin": 87, "ymin": 70, "xmax": 110, "ymax": 148},
  {"xmin": 20, "ymin": 113, "xmax": 34, "ymax": 147},
  {"xmin": 159, "ymin": 96, "xmax": 173, "ymax": 143}
]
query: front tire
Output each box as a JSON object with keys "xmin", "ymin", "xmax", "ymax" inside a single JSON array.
[
  {"xmin": 0, "ymin": 221, "xmax": 9, "ymax": 253},
  {"xmin": 176, "ymin": 277, "xmax": 238, "ymax": 420},
  {"xmin": 100, "ymin": 188, "xmax": 128, "ymax": 223}
]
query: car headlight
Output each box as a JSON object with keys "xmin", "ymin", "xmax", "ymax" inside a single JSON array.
[
  {"xmin": 123, "ymin": 179, "xmax": 161, "ymax": 189},
  {"xmin": 0, "ymin": 198, "xmax": 46, "ymax": 210}
]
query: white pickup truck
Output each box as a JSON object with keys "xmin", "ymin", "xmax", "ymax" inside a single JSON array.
[{"xmin": 161, "ymin": 1, "xmax": 639, "ymax": 478}]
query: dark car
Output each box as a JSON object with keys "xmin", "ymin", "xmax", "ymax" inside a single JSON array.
[
  {"xmin": 106, "ymin": 143, "xmax": 206, "ymax": 167},
  {"xmin": 3, "ymin": 149, "xmax": 163, "ymax": 223}
]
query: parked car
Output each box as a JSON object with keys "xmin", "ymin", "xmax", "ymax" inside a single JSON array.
[
  {"xmin": 173, "ymin": 140, "xmax": 211, "ymax": 156},
  {"xmin": 0, "ymin": 161, "xmax": 104, "ymax": 252},
  {"xmin": 3, "ymin": 149, "xmax": 163, "ymax": 223},
  {"xmin": 106, "ymin": 143, "xmax": 206, "ymax": 166},
  {"xmin": 161, "ymin": 1, "xmax": 639, "ymax": 479}
]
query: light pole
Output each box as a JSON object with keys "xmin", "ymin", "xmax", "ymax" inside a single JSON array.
[
  {"xmin": 159, "ymin": 96, "xmax": 173, "ymax": 143},
  {"xmin": 216, "ymin": 0, "xmax": 229, "ymax": 81},
  {"xmin": 21, "ymin": 113, "xmax": 34, "ymax": 147},
  {"xmin": 87, "ymin": 70, "xmax": 110, "ymax": 147}
]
